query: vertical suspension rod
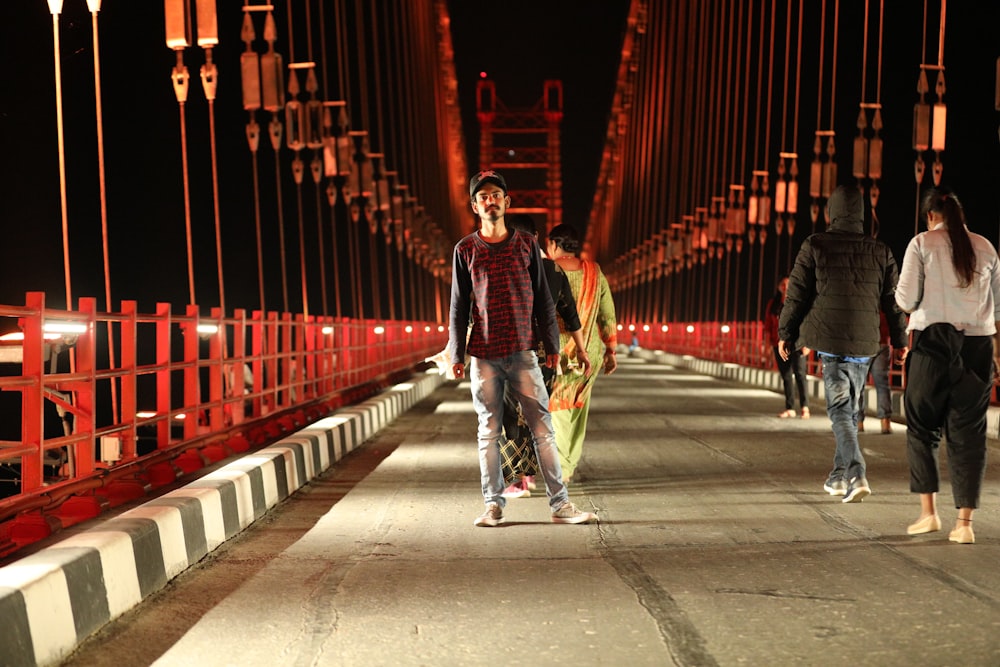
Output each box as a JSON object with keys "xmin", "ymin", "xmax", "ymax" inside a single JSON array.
[
  {"xmin": 48, "ymin": 1, "xmax": 73, "ymax": 309},
  {"xmin": 88, "ymin": 0, "xmax": 119, "ymax": 422}
]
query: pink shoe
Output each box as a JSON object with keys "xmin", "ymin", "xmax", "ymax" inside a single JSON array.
[
  {"xmin": 524, "ymin": 475, "xmax": 537, "ymax": 491},
  {"xmin": 501, "ymin": 479, "xmax": 531, "ymax": 499}
]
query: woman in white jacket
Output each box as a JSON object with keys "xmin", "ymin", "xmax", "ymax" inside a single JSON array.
[{"xmin": 896, "ymin": 187, "xmax": 1000, "ymax": 545}]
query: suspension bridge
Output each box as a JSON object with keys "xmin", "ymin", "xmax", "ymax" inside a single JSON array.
[{"xmin": 0, "ymin": 1, "xmax": 998, "ymax": 664}]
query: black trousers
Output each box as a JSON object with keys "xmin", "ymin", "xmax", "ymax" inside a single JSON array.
[
  {"xmin": 773, "ymin": 346, "xmax": 808, "ymax": 410},
  {"xmin": 903, "ymin": 324, "xmax": 993, "ymax": 509}
]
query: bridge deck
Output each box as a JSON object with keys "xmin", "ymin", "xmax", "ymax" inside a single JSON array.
[{"xmin": 14, "ymin": 352, "xmax": 1000, "ymax": 666}]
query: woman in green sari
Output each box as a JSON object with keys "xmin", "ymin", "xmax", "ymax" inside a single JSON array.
[{"xmin": 546, "ymin": 223, "xmax": 619, "ymax": 483}]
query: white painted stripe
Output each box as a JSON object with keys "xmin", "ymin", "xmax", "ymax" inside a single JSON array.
[
  {"xmin": 340, "ymin": 408, "xmax": 370, "ymax": 440},
  {"xmin": 258, "ymin": 446, "xmax": 303, "ymax": 494},
  {"xmin": 226, "ymin": 455, "xmax": 281, "ymax": 509},
  {"xmin": 203, "ymin": 467, "xmax": 256, "ymax": 528},
  {"xmin": 0, "ymin": 559, "xmax": 76, "ymax": 665},
  {"xmin": 330, "ymin": 422, "xmax": 346, "ymax": 459},
  {"xmin": 52, "ymin": 530, "xmax": 142, "ymax": 616},
  {"xmin": 293, "ymin": 429, "xmax": 333, "ymax": 470},
  {"xmin": 120, "ymin": 505, "xmax": 189, "ymax": 579},
  {"xmin": 168, "ymin": 487, "xmax": 227, "ymax": 550},
  {"xmin": 273, "ymin": 437, "xmax": 318, "ymax": 482}
]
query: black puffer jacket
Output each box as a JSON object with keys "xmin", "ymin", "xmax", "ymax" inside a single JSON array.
[{"xmin": 778, "ymin": 187, "xmax": 907, "ymax": 357}]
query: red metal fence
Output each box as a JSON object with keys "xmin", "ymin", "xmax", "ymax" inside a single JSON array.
[{"xmin": 0, "ymin": 292, "xmax": 446, "ymax": 557}]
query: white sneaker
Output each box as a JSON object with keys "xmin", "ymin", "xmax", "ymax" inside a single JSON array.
[
  {"xmin": 551, "ymin": 502, "xmax": 596, "ymax": 524},
  {"xmin": 474, "ymin": 502, "xmax": 505, "ymax": 527},
  {"xmin": 842, "ymin": 477, "xmax": 871, "ymax": 503}
]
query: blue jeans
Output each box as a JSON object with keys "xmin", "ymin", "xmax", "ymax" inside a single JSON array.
[
  {"xmin": 470, "ymin": 351, "xmax": 569, "ymax": 510},
  {"xmin": 859, "ymin": 345, "xmax": 892, "ymax": 418},
  {"xmin": 821, "ymin": 356, "xmax": 870, "ymax": 482}
]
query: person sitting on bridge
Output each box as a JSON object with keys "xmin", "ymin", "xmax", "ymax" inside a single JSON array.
[
  {"xmin": 778, "ymin": 184, "xmax": 908, "ymax": 504},
  {"xmin": 448, "ymin": 170, "xmax": 596, "ymax": 527}
]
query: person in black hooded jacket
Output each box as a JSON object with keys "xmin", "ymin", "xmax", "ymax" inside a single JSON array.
[{"xmin": 778, "ymin": 184, "xmax": 908, "ymax": 503}]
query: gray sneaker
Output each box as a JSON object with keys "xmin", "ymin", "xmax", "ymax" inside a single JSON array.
[
  {"xmin": 842, "ymin": 477, "xmax": 871, "ymax": 503},
  {"xmin": 474, "ymin": 502, "xmax": 504, "ymax": 527},
  {"xmin": 823, "ymin": 478, "xmax": 848, "ymax": 496},
  {"xmin": 551, "ymin": 502, "xmax": 596, "ymax": 524}
]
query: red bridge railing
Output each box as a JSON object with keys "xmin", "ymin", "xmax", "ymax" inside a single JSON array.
[
  {"xmin": 0, "ymin": 291, "xmax": 446, "ymax": 557},
  {"xmin": 621, "ymin": 320, "xmax": 912, "ymax": 389}
]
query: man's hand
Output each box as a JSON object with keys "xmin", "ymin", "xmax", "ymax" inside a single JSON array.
[
  {"xmin": 778, "ymin": 340, "xmax": 790, "ymax": 361},
  {"xmin": 892, "ymin": 347, "xmax": 908, "ymax": 365},
  {"xmin": 452, "ymin": 363, "xmax": 465, "ymax": 379},
  {"xmin": 577, "ymin": 350, "xmax": 593, "ymax": 376}
]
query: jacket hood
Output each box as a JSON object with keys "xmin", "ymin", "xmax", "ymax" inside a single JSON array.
[{"xmin": 826, "ymin": 186, "xmax": 864, "ymax": 233}]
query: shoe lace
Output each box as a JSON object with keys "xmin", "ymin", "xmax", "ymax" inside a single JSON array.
[{"xmin": 556, "ymin": 502, "xmax": 577, "ymax": 515}]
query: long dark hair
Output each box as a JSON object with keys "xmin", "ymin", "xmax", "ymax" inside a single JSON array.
[{"xmin": 922, "ymin": 187, "xmax": 975, "ymax": 287}]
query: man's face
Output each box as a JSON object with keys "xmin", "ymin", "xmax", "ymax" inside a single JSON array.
[{"xmin": 471, "ymin": 185, "xmax": 509, "ymax": 222}]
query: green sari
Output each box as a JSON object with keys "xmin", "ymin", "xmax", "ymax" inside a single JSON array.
[{"xmin": 549, "ymin": 259, "xmax": 617, "ymax": 478}]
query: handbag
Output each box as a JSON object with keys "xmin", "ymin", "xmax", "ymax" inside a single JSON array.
[
  {"xmin": 499, "ymin": 391, "xmax": 539, "ymax": 485},
  {"xmin": 500, "ymin": 431, "xmax": 539, "ymax": 486}
]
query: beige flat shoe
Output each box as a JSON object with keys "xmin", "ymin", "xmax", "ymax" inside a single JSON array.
[
  {"xmin": 801, "ymin": 407, "xmax": 810, "ymax": 419},
  {"xmin": 907, "ymin": 514, "xmax": 941, "ymax": 535},
  {"xmin": 949, "ymin": 525, "xmax": 975, "ymax": 544},
  {"xmin": 778, "ymin": 409, "xmax": 795, "ymax": 419}
]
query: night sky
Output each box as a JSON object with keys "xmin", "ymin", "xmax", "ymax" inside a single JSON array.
[
  {"xmin": 0, "ymin": 1, "xmax": 630, "ymax": 319},
  {"xmin": 1, "ymin": 1, "xmax": 998, "ymax": 321}
]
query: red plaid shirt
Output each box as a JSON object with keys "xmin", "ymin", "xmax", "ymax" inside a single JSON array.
[{"xmin": 449, "ymin": 229, "xmax": 559, "ymax": 363}]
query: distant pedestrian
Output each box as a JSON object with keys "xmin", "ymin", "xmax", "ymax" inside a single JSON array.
[
  {"xmin": 896, "ymin": 186, "xmax": 1000, "ymax": 544},
  {"xmin": 857, "ymin": 312, "xmax": 894, "ymax": 434},
  {"xmin": 448, "ymin": 170, "xmax": 596, "ymax": 526},
  {"xmin": 764, "ymin": 276, "xmax": 810, "ymax": 419},
  {"xmin": 778, "ymin": 185, "xmax": 908, "ymax": 503}
]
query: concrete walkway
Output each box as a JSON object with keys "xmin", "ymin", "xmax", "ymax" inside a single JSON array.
[{"xmin": 8, "ymin": 351, "xmax": 1000, "ymax": 666}]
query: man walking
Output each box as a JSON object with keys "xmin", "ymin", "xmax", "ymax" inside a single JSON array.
[
  {"xmin": 448, "ymin": 170, "xmax": 595, "ymax": 526},
  {"xmin": 778, "ymin": 185, "xmax": 908, "ymax": 503}
]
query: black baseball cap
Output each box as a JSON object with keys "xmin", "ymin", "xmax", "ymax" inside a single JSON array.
[{"xmin": 469, "ymin": 170, "xmax": 508, "ymax": 197}]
